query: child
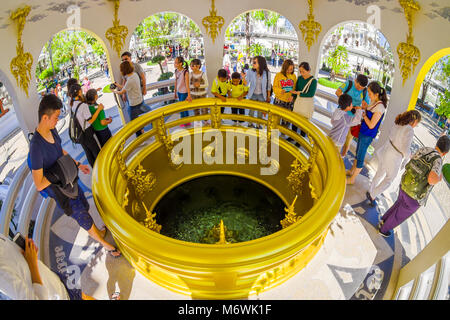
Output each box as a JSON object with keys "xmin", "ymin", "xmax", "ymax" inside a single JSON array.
[
  {"xmin": 329, "ymin": 93, "xmax": 363, "ymax": 152},
  {"xmin": 211, "ymin": 69, "xmax": 229, "ymax": 114},
  {"xmin": 68, "ymin": 83, "xmax": 101, "ymax": 167},
  {"xmin": 174, "ymin": 56, "xmax": 192, "ymax": 127},
  {"xmin": 228, "ymin": 72, "xmax": 248, "ymax": 125},
  {"xmin": 86, "ymin": 89, "xmax": 112, "ymax": 147},
  {"xmin": 189, "ymin": 59, "xmax": 209, "ymax": 124}
]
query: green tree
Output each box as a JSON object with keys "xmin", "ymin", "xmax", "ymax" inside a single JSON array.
[
  {"xmin": 327, "ymin": 45, "xmax": 349, "ymax": 81},
  {"xmin": 435, "ymin": 90, "xmax": 450, "ymax": 121}
]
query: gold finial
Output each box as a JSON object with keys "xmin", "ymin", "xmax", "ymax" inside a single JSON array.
[
  {"xmin": 10, "ymin": 6, "xmax": 33, "ymax": 97},
  {"xmin": 397, "ymin": 0, "xmax": 421, "ymax": 85},
  {"xmin": 280, "ymin": 196, "xmax": 299, "ymax": 228},
  {"xmin": 140, "ymin": 202, "xmax": 162, "ymax": 233},
  {"xmin": 299, "ymin": 0, "xmax": 322, "ymax": 51},
  {"xmin": 217, "ymin": 220, "xmax": 228, "ymax": 244},
  {"xmin": 202, "ymin": 0, "xmax": 225, "ymax": 43},
  {"xmin": 105, "ymin": 0, "xmax": 128, "ymax": 57}
]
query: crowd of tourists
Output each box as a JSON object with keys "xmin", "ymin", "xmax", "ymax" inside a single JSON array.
[{"xmin": 2, "ymin": 49, "xmax": 447, "ymax": 301}]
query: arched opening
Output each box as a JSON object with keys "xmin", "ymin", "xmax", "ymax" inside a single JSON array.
[
  {"xmin": 223, "ymin": 10, "xmax": 299, "ymax": 76},
  {"xmin": 35, "ymin": 29, "xmax": 115, "ymax": 123},
  {"xmin": 317, "ymin": 21, "xmax": 395, "ymax": 95},
  {"xmin": 129, "ymin": 12, "xmax": 206, "ymax": 106}
]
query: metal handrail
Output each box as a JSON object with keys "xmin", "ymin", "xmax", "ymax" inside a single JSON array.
[
  {"xmin": 0, "ymin": 161, "xmax": 29, "ymax": 235},
  {"xmin": 33, "ymin": 198, "xmax": 56, "ymax": 264}
]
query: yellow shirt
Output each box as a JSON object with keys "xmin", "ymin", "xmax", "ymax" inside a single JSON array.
[
  {"xmin": 211, "ymin": 77, "xmax": 230, "ymax": 97},
  {"xmin": 229, "ymin": 82, "xmax": 248, "ymax": 98},
  {"xmin": 273, "ymin": 73, "xmax": 297, "ymax": 102}
]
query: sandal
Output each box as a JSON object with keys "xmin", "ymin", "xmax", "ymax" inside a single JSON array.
[{"xmin": 106, "ymin": 248, "xmax": 121, "ymax": 258}]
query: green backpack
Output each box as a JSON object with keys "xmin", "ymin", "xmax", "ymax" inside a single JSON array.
[{"xmin": 401, "ymin": 150, "xmax": 441, "ymax": 202}]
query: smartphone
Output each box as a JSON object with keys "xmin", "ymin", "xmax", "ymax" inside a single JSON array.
[{"xmin": 13, "ymin": 232, "xmax": 26, "ymax": 251}]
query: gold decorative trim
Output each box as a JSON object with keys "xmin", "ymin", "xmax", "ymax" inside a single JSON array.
[
  {"xmin": 287, "ymin": 139, "xmax": 318, "ymax": 197},
  {"xmin": 397, "ymin": 0, "xmax": 421, "ymax": 85},
  {"xmin": 299, "ymin": 0, "xmax": 322, "ymax": 51},
  {"xmin": 156, "ymin": 116, "xmax": 183, "ymax": 170},
  {"xmin": 116, "ymin": 141, "xmax": 156, "ymax": 200},
  {"xmin": 10, "ymin": 6, "xmax": 33, "ymax": 97},
  {"xmin": 211, "ymin": 101, "xmax": 221, "ymax": 129},
  {"xmin": 280, "ymin": 195, "xmax": 299, "ymax": 229},
  {"xmin": 202, "ymin": 0, "xmax": 225, "ymax": 44},
  {"xmin": 105, "ymin": 0, "xmax": 128, "ymax": 57},
  {"xmin": 140, "ymin": 202, "xmax": 162, "ymax": 234}
]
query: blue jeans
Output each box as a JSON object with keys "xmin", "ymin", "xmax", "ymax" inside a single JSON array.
[
  {"xmin": 178, "ymin": 92, "xmax": 190, "ymax": 118},
  {"xmin": 128, "ymin": 101, "xmax": 152, "ymax": 137},
  {"xmin": 248, "ymin": 94, "xmax": 265, "ymax": 121},
  {"xmin": 355, "ymin": 133, "xmax": 374, "ymax": 168}
]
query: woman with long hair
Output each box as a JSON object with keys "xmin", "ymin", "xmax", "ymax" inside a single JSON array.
[
  {"xmin": 347, "ymin": 81, "xmax": 388, "ymax": 184},
  {"xmin": 366, "ymin": 110, "xmax": 421, "ymax": 206},
  {"xmin": 246, "ymin": 55, "xmax": 272, "ymax": 128},
  {"xmin": 272, "ymin": 59, "xmax": 296, "ymax": 127}
]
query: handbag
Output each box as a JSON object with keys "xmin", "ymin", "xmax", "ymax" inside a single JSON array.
[
  {"xmin": 293, "ymin": 77, "xmax": 315, "ymax": 119},
  {"xmin": 350, "ymin": 124, "xmax": 361, "ymax": 138}
]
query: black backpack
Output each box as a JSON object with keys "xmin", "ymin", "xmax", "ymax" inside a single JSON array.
[{"xmin": 68, "ymin": 101, "xmax": 85, "ymax": 144}]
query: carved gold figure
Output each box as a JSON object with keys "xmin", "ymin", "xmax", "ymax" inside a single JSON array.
[
  {"xmin": 10, "ymin": 6, "xmax": 33, "ymax": 97},
  {"xmin": 287, "ymin": 140, "xmax": 318, "ymax": 197},
  {"xmin": 140, "ymin": 202, "xmax": 162, "ymax": 234},
  {"xmin": 156, "ymin": 116, "xmax": 183, "ymax": 170},
  {"xmin": 299, "ymin": 0, "xmax": 322, "ymax": 51},
  {"xmin": 280, "ymin": 195, "xmax": 299, "ymax": 229},
  {"xmin": 397, "ymin": 0, "xmax": 421, "ymax": 85},
  {"xmin": 116, "ymin": 141, "xmax": 156, "ymax": 200},
  {"xmin": 202, "ymin": 0, "xmax": 225, "ymax": 44},
  {"xmin": 105, "ymin": 0, "xmax": 129, "ymax": 57}
]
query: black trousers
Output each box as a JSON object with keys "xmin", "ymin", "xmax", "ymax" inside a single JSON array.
[{"xmin": 80, "ymin": 126, "xmax": 100, "ymax": 167}]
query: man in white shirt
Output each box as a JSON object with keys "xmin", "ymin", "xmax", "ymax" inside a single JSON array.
[{"xmin": 0, "ymin": 234, "xmax": 69, "ymax": 300}]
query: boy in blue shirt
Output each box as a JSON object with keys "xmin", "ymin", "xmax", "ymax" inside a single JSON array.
[{"xmin": 335, "ymin": 74, "xmax": 370, "ymax": 157}]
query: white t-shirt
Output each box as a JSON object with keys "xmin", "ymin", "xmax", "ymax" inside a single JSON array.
[
  {"xmin": 123, "ymin": 72, "xmax": 144, "ymax": 107},
  {"xmin": 72, "ymin": 101, "xmax": 92, "ymax": 130},
  {"xmin": 0, "ymin": 234, "xmax": 69, "ymax": 300}
]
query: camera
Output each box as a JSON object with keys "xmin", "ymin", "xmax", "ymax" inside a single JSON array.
[
  {"xmin": 350, "ymin": 107, "xmax": 356, "ymax": 114},
  {"xmin": 109, "ymin": 83, "xmax": 117, "ymax": 90}
]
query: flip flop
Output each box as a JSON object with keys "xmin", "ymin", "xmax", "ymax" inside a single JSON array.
[{"xmin": 106, "ymin": 248, "xmax": 121, "ymax": 258}]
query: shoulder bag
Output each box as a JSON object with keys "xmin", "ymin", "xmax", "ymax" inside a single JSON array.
[{"xmin": 293, "ymin": 77, "xmax": 315, "ymax": 119}]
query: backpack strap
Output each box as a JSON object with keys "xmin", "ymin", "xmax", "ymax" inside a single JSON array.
[
  {"xmin": 344, "ymin": 80, "xmax": 353, "ymax": 94},
  {"xmin": 74, "ymin": 101, "xmax": 86, "ymax": 131}
]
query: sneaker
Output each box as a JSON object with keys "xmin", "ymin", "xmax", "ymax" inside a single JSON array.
[{"xmin": 366, "ymin": 192, "xmax": 376, "ymax": 207}]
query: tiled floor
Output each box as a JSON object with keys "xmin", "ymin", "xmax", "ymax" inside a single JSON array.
[{"xmin": 44, "ymin": 108, "xmax": 404, "ymax": 299}]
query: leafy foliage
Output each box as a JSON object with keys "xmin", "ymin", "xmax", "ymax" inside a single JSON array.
[{"xmin": 326, "ymin": 45, "xmax": 350, "ymax": 80}]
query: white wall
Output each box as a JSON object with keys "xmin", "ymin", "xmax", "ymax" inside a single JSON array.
[{"xmin": 0, "ymin": 0, "xmax": 448, "ymax": 149}]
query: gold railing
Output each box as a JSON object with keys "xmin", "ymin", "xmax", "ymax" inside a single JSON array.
[{"xmin": 91, "ymin": 98, "xmax": 346, "ymax": 299}]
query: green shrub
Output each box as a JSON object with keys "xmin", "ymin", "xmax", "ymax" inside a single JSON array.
[
  {"xmin": 158, "ymin": 72, "xmax": 174, "ymax": 82},
  {"xmin": 318, "ymin": 77, "xmax": 344, "ymax": 89},
  {"xmin": 38, "ymin": 67, "xmax": 60, "ymax": 80}
]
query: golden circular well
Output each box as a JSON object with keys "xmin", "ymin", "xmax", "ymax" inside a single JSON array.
[{"xmin": 92, "ymin": 98, "xmax": 346, "ymax": 299}]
